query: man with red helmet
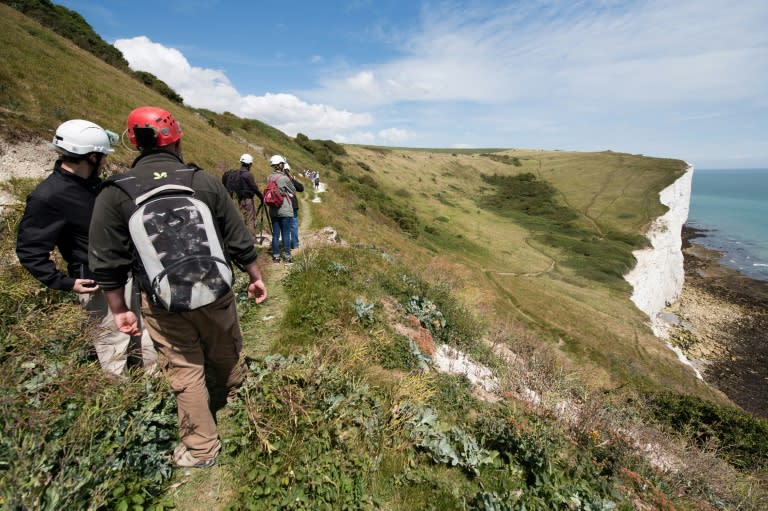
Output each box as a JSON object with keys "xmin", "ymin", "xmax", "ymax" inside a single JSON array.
[{"xmin": 89, "ymin": 106, "xmax": 268, "ymax": 468}]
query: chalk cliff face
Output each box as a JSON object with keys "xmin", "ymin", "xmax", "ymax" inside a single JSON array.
[{"xmin": 624, "ymin": 165, "xmax": 694, "ymax": 338}]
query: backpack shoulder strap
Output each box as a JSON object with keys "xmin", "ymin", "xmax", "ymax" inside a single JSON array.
[
  {"xmin": 267, "ymin": 174, "xmax": 284, "ymax": 189},
  {"xmin": 107, "ymin": 166, "xmax": 198, "ymax": 205}
]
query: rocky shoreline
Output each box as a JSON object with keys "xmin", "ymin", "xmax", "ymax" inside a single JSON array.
[{"xmin": 669, "ymin": 226, "xmax": 768, "ymax": 418}]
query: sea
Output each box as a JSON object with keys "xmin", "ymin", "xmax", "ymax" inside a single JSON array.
[{"xmin": 686, "ymin": 168, "xmax": 768, "ymax": 283}]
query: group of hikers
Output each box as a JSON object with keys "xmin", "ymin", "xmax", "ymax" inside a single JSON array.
[
  {"xmin": 221, "ymin": 152, "xmax": 306, "ymax": 263},
  {"xmin": 15, "ymin": 106, "xmax": 277, "ymax": 468},
  {"xmin": 302, "ymin": 168, "xmax": 321, "ymax": 192}
]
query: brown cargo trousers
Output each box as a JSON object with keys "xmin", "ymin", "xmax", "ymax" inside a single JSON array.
[
  {"xmin": 239, "ymin": 197, "xmax": 257, "ymax": 232},
  {"xmin": 140, "ymin": 290, "xmax": 246, "ymax": 461}
]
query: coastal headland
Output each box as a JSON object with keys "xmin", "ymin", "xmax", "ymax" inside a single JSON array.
[{"xmin": 673, "ymin": 226, "xmax": 768, "ymax": 418}]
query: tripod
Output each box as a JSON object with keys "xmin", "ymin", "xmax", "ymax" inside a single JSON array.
[{"xmin": 254, "ymin": 201, "xmax": 272, "ymax": 246}]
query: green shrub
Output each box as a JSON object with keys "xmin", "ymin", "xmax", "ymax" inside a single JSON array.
[
  {"xmin": 319, "ymin": 139, "xmax": 346, "ymax": 156},
  {"xmin": 481, "ymin": 173, "xmax": 577, "ymax": 227},
  {"xmin": 646, "ymin": 392, "xmax": 768, "ymax": 470},
  {"xmin": 227, "ymin": 355, "xmax": 381, "ymax": 510},
  {"xmin": 132, "ymin": 70, "xmax": 183, "ymax": 104},
  {"xmin": 0, "ymin": 199, "xmax": 177, "ymax": 510},
  {"xmin": 428, "ymin": 373, "xmax": 476, "ymax": 419},
  {"xmin": 481, "ymin": 153, "xmax": 524, "ymax": 167},
  {"xmin": 316, "ymin": 146, "xmax": 332, "ymax": 165},
  {"xmin": 373, "ymin": 334, "xmax": 419, "ymax": 370},
  {"xmin": 473, "ymin": 410, "xmax": 620, "ymax": 509}
]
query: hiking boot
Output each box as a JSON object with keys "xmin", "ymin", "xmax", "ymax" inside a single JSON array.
[
  {"xmin": 284, "ymin": 256, "xmax": 292, "ymax": 264},
  {"xmin": 272, "ymin": 255, "xmax": 281, "ymax": 263},
  {"xmin": 173, "ymin": 443, "xmax": 217, "ymax": 469}
]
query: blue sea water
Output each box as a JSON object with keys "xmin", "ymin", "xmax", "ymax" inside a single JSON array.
[{"xmin": 686, "ymin": 168, "xmax": 768, "ymax": 282}]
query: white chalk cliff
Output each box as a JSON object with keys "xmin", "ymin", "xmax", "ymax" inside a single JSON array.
[{"xmin": 624, "ymin": 165, "xmax": 694, "ymax": 339}]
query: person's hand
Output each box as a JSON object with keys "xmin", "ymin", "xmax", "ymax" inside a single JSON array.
[
  {"xmin": 73, "ymin": 278, "xmax": 99, "ymax": 293},
  {"xmin": 247, "ymin": 278, "xmax": 268, "ymax": 304},
  {"xmin": 113, "ymin": 311, "xmax": 140, "ymax": 336}
]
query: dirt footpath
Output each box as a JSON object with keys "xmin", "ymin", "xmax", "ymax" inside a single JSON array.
[{"xmin": 0, "ymin": 138, "xmax": 52, "ymax": 211}]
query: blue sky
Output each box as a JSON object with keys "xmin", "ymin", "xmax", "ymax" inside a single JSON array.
[{"xmin": 57, "ymin": 0, "xmax": 767, "ymax": 168}]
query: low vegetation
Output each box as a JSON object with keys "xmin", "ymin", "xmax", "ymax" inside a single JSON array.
[
  {"xmin": 1, "ymin": 0, "xmax": 130, "ymax": 71},
  {"xmin": 2, "ymin": 0, "xmax": 182, "ymax": 106},
  {"xmin": 3, "ymin": 218, "xmax": 765, "ymax": 508},
  {"xmin": 646, "ymin": 392, "xmax": 768, "ymax": 471}
]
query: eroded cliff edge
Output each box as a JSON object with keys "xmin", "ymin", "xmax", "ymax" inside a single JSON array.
[{"xmin": 623, "ymin": 166, "xmax": 698, "ymax": 373}]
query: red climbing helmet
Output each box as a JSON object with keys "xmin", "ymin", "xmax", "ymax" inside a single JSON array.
[{"xmin": 126, "ymin": 106, "xmax": 182, "ymax": 149}]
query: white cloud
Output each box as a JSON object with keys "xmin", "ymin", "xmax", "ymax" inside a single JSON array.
[
  {"xmin": 306, "ymin": 0, "xmax": 768, "ymax": 110},
  {"xmin": 346, "ymin": 71, "xmax": 376, "ymax": 93},
  {"xmin": 378, "ymin": 127, "xmax": 409, "ymax": 143},
  {"xmin": 114, "ymin": 36, "xmax": 374, "ymax": 138},
  {"xmin": 334, "ymin": 128, "xmax": 411, "ymax": 145},
  {"xmin": 110, "ymin": 1, "xmax": 767, "ymax": 163},
  {"xmin": 335, "ymin": 131, "xmax": 376, "ymax": 144}
]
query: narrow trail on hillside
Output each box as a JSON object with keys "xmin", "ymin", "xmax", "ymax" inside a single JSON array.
[
  {"xmin": 166, "ymin": 260, "xmax": 294, "ymax": 509},
  {"xmin": 486, "ymin": 235, "xmax": 556, "ymax": 277},
  {"xmin": 534, "ymin": 157, "xmax": 604, "ymax": 237},
  {"xmin": 594, "ymin": 166, "xmax": 655, "ymax": 232},
  {"xmin": 581, "ymin": 165, "xmax": 623, "ymax": 229},
  {"xmin": 483, "ymin": 270, "xmax": 541, "ymax": 326}
]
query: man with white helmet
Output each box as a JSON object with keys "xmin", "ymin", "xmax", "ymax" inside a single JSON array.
[
  {"xmin": 16, "ymin": 119, "xmax": 157, "ymax": 377},
  {"xmin": 266, "ymin": 155, "xmax": 297, "ymax": 263},
  {"xmin": 224, "ymin": 153, "xmax": 263, "ymax": 233}
]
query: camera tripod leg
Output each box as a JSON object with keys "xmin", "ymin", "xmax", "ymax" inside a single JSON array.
[{"xmin": 254, "ymin": 203, "xmax": 273, "ymax": 245}]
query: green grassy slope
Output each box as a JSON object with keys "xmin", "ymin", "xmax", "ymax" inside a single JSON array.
[
  {"xmin": 0, "ymin": 4, "xmax": 294, "ymax": 174},
  {"xmin": 2, "ymin": 5, "xmax": 765, "ymax": 510},
  {"xmin": 321, "ymin": 145, "xmax": 709, "ymax": 395}
]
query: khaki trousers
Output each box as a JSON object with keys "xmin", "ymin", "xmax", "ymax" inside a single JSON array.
[
  {"xmin": 140, "ymin": 290, "xmax": 245, "ymax": 460},
  {"xmin": 79, "ymin": 277, "xmax": 157, "ymax": 377},
  {"xmin": 239, "ymin": 197, "xmax": 257, "ymax": 232}
]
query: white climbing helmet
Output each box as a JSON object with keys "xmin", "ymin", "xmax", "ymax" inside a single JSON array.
[
  {"xmin": 240, "ymin": 153, "xmax": 253, "ymax": 165},
  {"xmin": 50, "ymin": 119, "xmax": 117, "ymax": 156},
  {"xmin": 269, "ymin": 154, "xmax": 286, "ymax": 166},
  {"xmin": 283, "ymin": 162, "xmax": 291, "ymax": 172}
]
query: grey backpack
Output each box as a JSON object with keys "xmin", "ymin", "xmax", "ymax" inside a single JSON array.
[{"xmin": 108, "ymin": 167, "xmax": 233, "ymax": 311}]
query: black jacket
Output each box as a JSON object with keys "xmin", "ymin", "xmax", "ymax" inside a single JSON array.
[
  {"xmin": 222, "ymin": 166, "xmax": 261, "ymax": 200},
  {"xmin": 288, "ymin": 176, "xmax": 304, "ymax": 210},
  {"xmin": 236, "ymin": 166, "xmax": 263, "ymax": 201},
  {"xmin": 16, "ymin": 161, "xmax": 100, "ymax": 291}
]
